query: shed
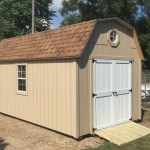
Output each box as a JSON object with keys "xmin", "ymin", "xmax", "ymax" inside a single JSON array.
[{"xmin": 0, "ymin": 18, "xmax": 144, "ymax": 138}]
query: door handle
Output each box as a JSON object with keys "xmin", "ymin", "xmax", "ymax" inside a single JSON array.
[{"xmin": 112, "ymin": 92, "xmax": 117, "ymax": 96}]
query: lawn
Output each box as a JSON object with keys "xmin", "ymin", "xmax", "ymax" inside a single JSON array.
[
  {"xmin": 86, "ymin": 135, "xmax": 150, "ymax": 150},
  {"xmin": 86, "ymin": 104, "xmax": 150, "ymax": 150}
]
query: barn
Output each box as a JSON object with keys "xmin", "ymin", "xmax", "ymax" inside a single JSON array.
[{"xmin": 0, "ymin": 17, "xmax": 144, "ymax": 138}]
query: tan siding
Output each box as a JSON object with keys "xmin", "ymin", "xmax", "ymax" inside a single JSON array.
[
  {"xmin": 132, "ymin": 51, "xmax": 141, "ymax": 120},
  {"xmin": 0, "ymin": 59, "xmax": 78, "ymax": 138},
  {"xmin": 132, "ymin": 30, "xmax": 144, "ymax": 60},
  {"xmin": 61, "ymin": 61, "xmax": 66, "ymax": 133},
  {"xmin": 71, "ymin": 60, "xmax": 78, "ymax": 137},
  {"xmin": 78, "ymin": 20, "xmax": 141, "ymax": 136},
  {"xmin": 65, "ymin": 61, "xmax": 71, "ymax": 135}
]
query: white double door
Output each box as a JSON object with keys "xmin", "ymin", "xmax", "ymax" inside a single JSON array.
[{"xmin": 93, "ymin": 59, "xmax": 131, "ymax": 130}]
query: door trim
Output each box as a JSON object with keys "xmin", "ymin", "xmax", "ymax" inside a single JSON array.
[
  {"xmin": 90, "ymin": 55, "xmax": 134, "ymax": 61},
  {"xmin": 92, "ymin": 58, "xmax": 132, "ymax": 131}
]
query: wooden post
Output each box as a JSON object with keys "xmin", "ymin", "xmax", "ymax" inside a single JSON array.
[{"xmin": 32, "ymin": 0, "xmax": 35, "ymax": 33}]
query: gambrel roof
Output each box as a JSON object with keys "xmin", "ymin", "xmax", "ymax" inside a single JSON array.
[
  {"xmin": 0, "ymin": 20, "xmax": 96, "ymax": 61},
  {"xmin": 0, "ymin": 18, "xmax": 144, "ymax": 61}
]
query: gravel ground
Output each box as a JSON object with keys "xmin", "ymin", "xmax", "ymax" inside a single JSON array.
[
  {"xmin": 0, "ymin": 114, "xmax": 103, "ymax": 150},
  {"xmin": 139, "ymin": 105, "xmax": 150, "ymax": 128},
  {"xmin": 0, "ymin": 106, "xmax": 150, "ymax": 150}
]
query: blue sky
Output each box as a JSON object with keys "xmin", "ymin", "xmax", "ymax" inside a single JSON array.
[{"xmin": 51, "ymin": 0, "xmax": 63, "ymax": 29}]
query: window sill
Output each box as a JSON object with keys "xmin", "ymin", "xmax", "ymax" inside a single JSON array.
[{"xmin": 16, "ymin": 91, "xmax": 28, "ymax": 96}]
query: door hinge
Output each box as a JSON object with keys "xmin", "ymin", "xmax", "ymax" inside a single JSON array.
[
  {"xmin": 93, "ymin": 128, "xmax": 97, "ymax": 132},
  {"xmin": 93, "ymin": 59, "xmax": 97, "ymax": 63},
  {"xmin": 129, "ymin": 60, "xmax": 134, "ymax": 64},
  {"xmin": 129, "ymin": 89, "xmax": 132, "ymax": 92},
  {"xmin": 92, "ymin": 93, "xmax": 97, "ymax": 97}
]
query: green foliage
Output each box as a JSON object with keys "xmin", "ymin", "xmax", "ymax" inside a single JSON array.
[
  {"xmin": 137, "ymin": 20, "xmax": 150, "ymax": 69},
  {"xmin": 59, "ymin": 0, "xmax": 138, "ymax": 26},
  {"xmin": 137, "ymin": 0, "xmax": 150, "ymax": 16},
  {"xmin": 59, "ymin": 0, "xmax": 79, "ymax": 26},
  {"xmin": 60, "ymin": 14, "xmax": 80, "ymax": 26},
  {"xmin": 136, "ymin": 0, "xmax": 150, "ymax": 69},
  {"xmin": 0, "ymin": 0, "xmax": 55, "ymax": 40}
]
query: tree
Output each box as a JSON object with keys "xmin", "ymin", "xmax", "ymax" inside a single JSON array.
[
  {"xmin": 0, "ymin": 0, "xmax": 55, "ymax": 40},
  {"xmin": 136, "ymin": 0, "xmax": 150, "ymax": 69},
  {"xmin": 59, "ymin": 0, "xmax": 138, "ymax": 26},
  {"xmin": 59, "ymin": 0, "xmax": 79, "ymax": 26},
  {"xmin": 137, "ymin": 0, "xmax": 150, "ymax": 16}
]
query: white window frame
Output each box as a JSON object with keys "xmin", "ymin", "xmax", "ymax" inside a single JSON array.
[
  {"xmin": 110, "ymin": 30, "xmax": 117, "ymax": 43},
  {"xmin": 107, "ymin": 29, "xmax": 120, "ymax": 47},
  {"xmin": 16, "ymin": 63, "xmax": 28, "ymax": 95}
]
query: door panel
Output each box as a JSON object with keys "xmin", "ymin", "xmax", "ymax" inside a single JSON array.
[
  {"xmin": 93, "ymin": 60, "xmax": 114, "ymax": 129},
  {"xmin": 115, "ymin": 61, "xmax": 131, "ymax": 124},
  {"xmin": 115, "ymin": 94, "xmax": 131, "ymax": 123},
  {"xmin": 93, "ymin": 59, "xmax": 131, "ymax": 130},
  {"xmin": 115, "ymin": 61, "xmax": 130, "ymax": 90},
  {"xmin": 94, "ymin": 96, "xmax": 113, "ymax": 129},
  {"xmin": 95, "ymin": 61, "xmax": 112, "ymax": 92}
]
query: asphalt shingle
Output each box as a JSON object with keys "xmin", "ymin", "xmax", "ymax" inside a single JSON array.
[{"xmin": 0, "ymin": 20, "xmax": 96, "ymax": 61}]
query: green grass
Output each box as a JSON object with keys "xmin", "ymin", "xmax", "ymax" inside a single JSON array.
[
  {"xmin": 145, "ymin": 110, "xmax": 150, "ymax": 116},
  {"xmin": 142, "ymin": 102, "xmax": 150, "ymax": 107},
  {"xmin": 86, "ymin": 135, "xmax": 150, "ymax": 150}
]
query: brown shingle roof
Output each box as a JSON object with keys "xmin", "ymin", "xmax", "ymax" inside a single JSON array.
[{"xmin": 0, "ymin": 20, "xmax": 96, "ymax": 61}]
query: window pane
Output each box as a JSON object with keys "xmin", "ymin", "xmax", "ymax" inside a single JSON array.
[
  {"xmin": 18, "ymin": 72, "xmax": 22, "ymax": 78},
  {"xmin": 110, "ymin": 32, "xmax": 113, "ymax": 37},
  {"xmin": 17, "ymin": 65, "xmax": 26, "ymax": 92},
  {"xmin": 18, "ymin": 79, "xmax": 26, "ymax": 91},
  {"xmin": 22, "ymin": 79, "xmax": 26, "ymax": 85},
  {"xmin": 22, "ymin": 71, "xmax": 26, "ymax": 78},
  {"xmin": 22, "ymin": 85, "xmax": 26, "ymax": 91},
  {"xmin": 22, "ymin": 66, "xmax": 26, "ymax": 71},
  {"xmin": 18, "ymin": 66, "xmax": 21, "ymax": 71},
  {"xmin": 110, "ymin": 31, "xmax": 117, "ymax": 43},
  {"xmin": 110, "ymin": 37, "xmax": 114, "ymax": 42},
  {"xmin": 18, "ymin": 85, "xmax": 22, "ymax": 91},
  {"xmin": 18, "ymin": 79, "xmax": 22, "ymax": 84}
]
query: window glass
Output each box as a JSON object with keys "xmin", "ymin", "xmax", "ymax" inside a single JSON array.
[
  {"xmin": 18, "ymin": 65, "xmax": 26, "ymax": 92},
  {"xmin": 18, "ymin": 66, "xmax": 21, "ymax": 71},
  {"xmin": 110, "ymin": 31, "xmax": 117, "ymax": 43}
]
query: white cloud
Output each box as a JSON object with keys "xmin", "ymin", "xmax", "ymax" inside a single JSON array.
[
  {"xmin": 51, "ymin": 0, "xmax": 64, "ymax": 28},
  {"xmin": 52, "ymin": 0, "xmax": 62, "ymax": 9}
]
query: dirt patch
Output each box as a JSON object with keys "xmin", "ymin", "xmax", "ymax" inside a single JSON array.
[
  {"xmin": 0, "ymin": 114, "xmax": 104, "ymax": 150},
  {"xmin": 139, "ymin": 105, "xmax": 150, "ymax": 128},
  {"xmin": 0, "ymin": 106, "xmax": 150, "ymax": 150}
]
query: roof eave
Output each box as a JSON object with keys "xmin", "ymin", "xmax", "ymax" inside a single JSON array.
[{"xmin": 0, "ymin": 56, "xmax": 79, "ymax": 62}]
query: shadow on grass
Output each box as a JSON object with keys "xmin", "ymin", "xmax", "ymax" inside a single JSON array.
[
  {"xmin": 0, "ymin": 137, "xmax": 9, "ymax": 150},
  {"xmin": 136, "ymin": 109, "xmax": 145, "ymax": 123}
]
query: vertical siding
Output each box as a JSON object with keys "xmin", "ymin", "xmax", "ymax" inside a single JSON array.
[
  {"xmin": 0, "ymin": 59, "xmax": 78, "ymax": 138},
  {"xmin": 132, "ymin": 51, "xmax": 141, "ymax": 119},
  {"xmin": 77, "ymin": 20, "xmax": 141, "ymax": 136}
]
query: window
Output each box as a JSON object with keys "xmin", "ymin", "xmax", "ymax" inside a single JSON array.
[
  {"xmin": 107, "ymin": 29, "xmax": 120, "ymax": 47},
  {"xmin": 110, "ymin": 31, "xmax": 117, "ymax": 43},
  {"xmin": 17, "ymin": 65, "xmax": 26, "ymax": 92}
]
